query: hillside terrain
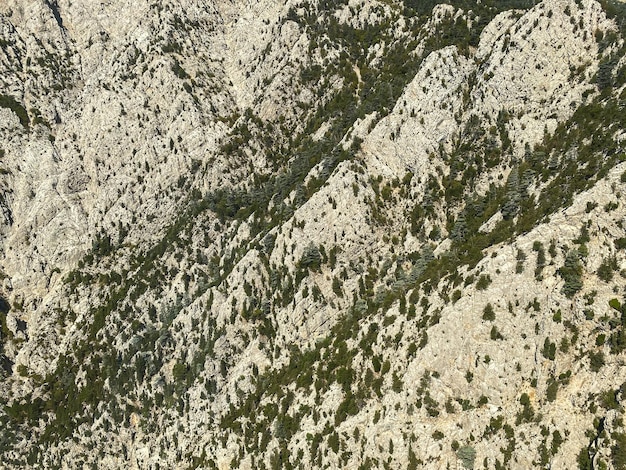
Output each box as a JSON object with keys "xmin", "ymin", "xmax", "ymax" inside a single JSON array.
[{"xmin": 1, "ymin": 0, "xmax": 626, "ymax": 468}]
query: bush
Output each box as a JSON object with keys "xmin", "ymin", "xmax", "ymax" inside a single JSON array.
[
  {"xmin": 0, "ymin": 94, "xmax": 29, "ymax": 129},
  {"xmin": 590, "ymin": 351, "xmax": 605, "ymax": 372},
  {"xmin": 476, "ymin": 274, "xmax": 492, "ymax": 290},
  {"xmin": 332, "ymin": 276, "xmax": 343, "ymax": 297},
  {"xmin": 171, "ymin": 60, "xmax": 189, "ymax": 79},
  {"xmin": 609, "ymin": 298, "xmax": 623, "ymax": 312},
  {"xmin": 482, "ymin": 303, "xmax": 495, "ymax": 321},
  {"xmin": 559, "ymin": 250, "xmax": 583, "ymax": 297},
  {"xmin": 516, "ymin": 249, "xmax": 526, "ymax": 273},
  {"xmin": 597, "ymin": 256, "xmax": 618, "ymax": 282},
  {"xmin": 457, "ymin": 446, "xmax": 476, "ymax": 469},
  {"xmin": 577, "ymin": 447, "xmax": 592, "ymax": 469},
  {"xmin": 542, "ymin": 338, "xmax": 556, "ymax": 360},
  {"xmin": 517, "ymin": 393, "xmax": 534, "ymax": 423},
  {"xmin": 490, "ymin": 326, "xmax": 503, "ymax": 340},
  {"xmin": 612, "ymin": 433, "xmax": 626, "ymax": 469},
  {"xmin": 335, "ymin": 392, "xmax": 358, "ymax": 425},
  {"xmin": 327, "ymin": 431, "xmax": 340, "ymax": 453},
  {"xmin": 299, "ymin": 244, "xmax": 322, "ymax": 271},
  {"xmin": 533, "ymin": 241, "xmax": 546, "ymax": 279},
  {"xmin": 546, "ymin": 381, "xmax": 558, "ymax": 402}
]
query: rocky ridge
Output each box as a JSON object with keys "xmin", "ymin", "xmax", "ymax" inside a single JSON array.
[{"xmin": 0, "ymin": 0, "xmax": 626, "ymax": 468}]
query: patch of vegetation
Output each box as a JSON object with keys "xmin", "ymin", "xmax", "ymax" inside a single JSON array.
[{"xmin": 0, "ymin": 95, "xmax": 29, "ymax": 130}]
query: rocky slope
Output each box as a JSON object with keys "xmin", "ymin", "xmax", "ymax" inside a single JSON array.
[{"xmin": 1, "ymin": 0, "xmax": 626, "ymax": 468}]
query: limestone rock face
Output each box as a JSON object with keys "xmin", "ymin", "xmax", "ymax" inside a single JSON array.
[{"xmin": 1, "ymin": 0, "xmax": 626, "ymax": 468}]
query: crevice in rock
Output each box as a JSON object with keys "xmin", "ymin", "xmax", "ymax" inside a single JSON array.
[{"xmin": 44, "ymin": 0, "xmax": 64, "ymax": 30}]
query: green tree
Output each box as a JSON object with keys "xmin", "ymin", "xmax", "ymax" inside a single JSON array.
[
  {"xmin": 299, "ymin": 244, "xmax": 322, "ymax": 271},
  {"xmin": 559, "ymin": 250, "xmax": 583, "ymax": 297},
  {"xmin": 457, "ymin": 445, "xmax": 476, "ymax": 469},
  {"xmin": 483, "ymin": 303, "xmax": 495, "ymax": 321}
]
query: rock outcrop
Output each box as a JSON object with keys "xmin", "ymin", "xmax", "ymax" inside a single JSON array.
[{"xmin": 1, "ymin": 0, "xmax": 626, "ymax": 468}]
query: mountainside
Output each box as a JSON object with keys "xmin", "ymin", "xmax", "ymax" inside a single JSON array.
[{"xmin": 1, "ymin": 0, "xmax": 626, "ymax": 468}]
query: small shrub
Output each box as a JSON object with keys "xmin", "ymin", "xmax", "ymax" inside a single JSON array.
[
  {"xmin": 490, "ymin": 325, "xmax": 503, "ymax": 340},
  {"xmin": 597, "ymin": 257, "xmax": 618, "ymax": 282},
  {"xmin": 609, "ymin": 298, "xmax": 622, "ymax": 311},
  {"xmin": 482, "ymin": 303, "xmax": 495, "ymax": 321},
  {"xmin": 546, "ymin": 381, "xmax": 558, "ymax": 402},
  {"xmin": 542, "ymin": 338, "xmax": 556, "ymax": 360},
  {"xmin": 299, "ymin": 244, "xmax": 322, "ymax": 271},
  {"xmin": 533, "ymin": 241, "xmax": 546, "ymax": 280},
  {"xmin": 457, "ymin": 445, "xmax": 476, "ymax": 469},
  {"xmin": 517, "ymin": 392, "xmax": 534, "ymax": 423},
  {"xmin": 0, "ymin": 94, "xmax": 29, "ymax": 129},
  {"xmin": 332, "ymin": 276, "xmax": 343, "ymax": 297},
  {"xmin": 590, "ymin": 351, "xmax": 605, "ymax": 372},
  {"xmin": 476, "ymin": 274, "xmax": 492, "ymax": 290},
  {"xmin": 559, "ymin": 250, "xmax": 583, "ymax": 297},
  {"xmin": 612, "ymin": 432, "xmax": 626, "ymax": 469},
  {"xmin": 516, "ymin": 249, "xmax": 526, "ymax": 273}
]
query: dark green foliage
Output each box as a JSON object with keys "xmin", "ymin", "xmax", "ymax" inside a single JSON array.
[
  {"xmin": 332, "ymin": 276, "xmax": 343, "ymax": 297},
  {"xmin": 516, "ymin": 249, "xmax": 526, "ymax": 273},
  {"xmin": 577, "ymin": 447, "xmax": 592, "ymax": 470},
  {"xmin": 559, "ymin": 250, "xmax": 584, "ymax": 298},
  {"xmin": 172, "ymin": 361, "xmax": 187, "ymax": 381},
  {"xmin": 0, "ymin": 295, "xmax": 10, "ymax": 339},
  {"xmin": 490, "ymin": 325, "xmax": 503, "ymax": 340},
  {"xmin": 0, "ymin": 95, "xmax": 29, "ymax": 130},
  {"xmin": 482, "ymin": 303, "xmax": 495, "ymax": 321},
  {"xmin": 612, "ymin": 432, "xmax": 626, "ymax": 469},
  {"xmin": 533, "ymin": 241, "xmax": 546, "ymax": 280},
  {"xmin": 589, "ymin": 351, "xmax": 605, "ymax": 372},
  {"xmin": 516, "ymin": 393, "xmax": 534, "ymax": 424},
  {"xmin": 597, "ymin": 58, "xmax": 617, "ymax": 90},
  {"xmin": 546, "ymin": 380, "xmax": 558, "ymax": 402},
  {"xmin": 334, "ymin": 392, "xmax": 358, "ymax": 425},
  {"xmin": 171, "ymin": 59, "xmax": 189, "ymax": 79},
  {"xmin": 610, "ymin": 298, "xmax": 622, "ymax": 311},
  {"xmin": 476, "ymin": 274, "xmax": 491, "ymax": 290},
  {"xmin": 450, "ymin": 213, "xmax": 468, "ymax": 243},
  {"xmin": 407, "ymin": 447, "xmax": 421, "ymax": 470},
  {"xmin": 501, "ymin": 168, "xmax": 520, "ymax": 220},
  {"xmin": 597, "ymin": 256, "xmax": 618, "ymax": 282},
  {"xmin": 551, "ymin": 430, "xmax": 563, "ymax": 456},
  {"xmin": 542, "ymin": 338, "xmax": 556, "ymax": 360},
  {"xmin": 299, "ymin": 244, "xmax": 322, "ymax": 271},
  {"xmin": 328, "ymin": 432, "xmax": 340, "ymax": 454},
  {"xmin": 162, "ymin": 41, "xmax": 182, "ymax": 53},
  {"xmin": 574, "ymin": 224, "xmax": 590, "ymax": 245},
  {"xmin": 600, "ymin": 389, "xmax": 620, "ymax": 410},
  {"xmin": 402, "ymin": 0, "xmax": 534, "ymax": 51}
]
